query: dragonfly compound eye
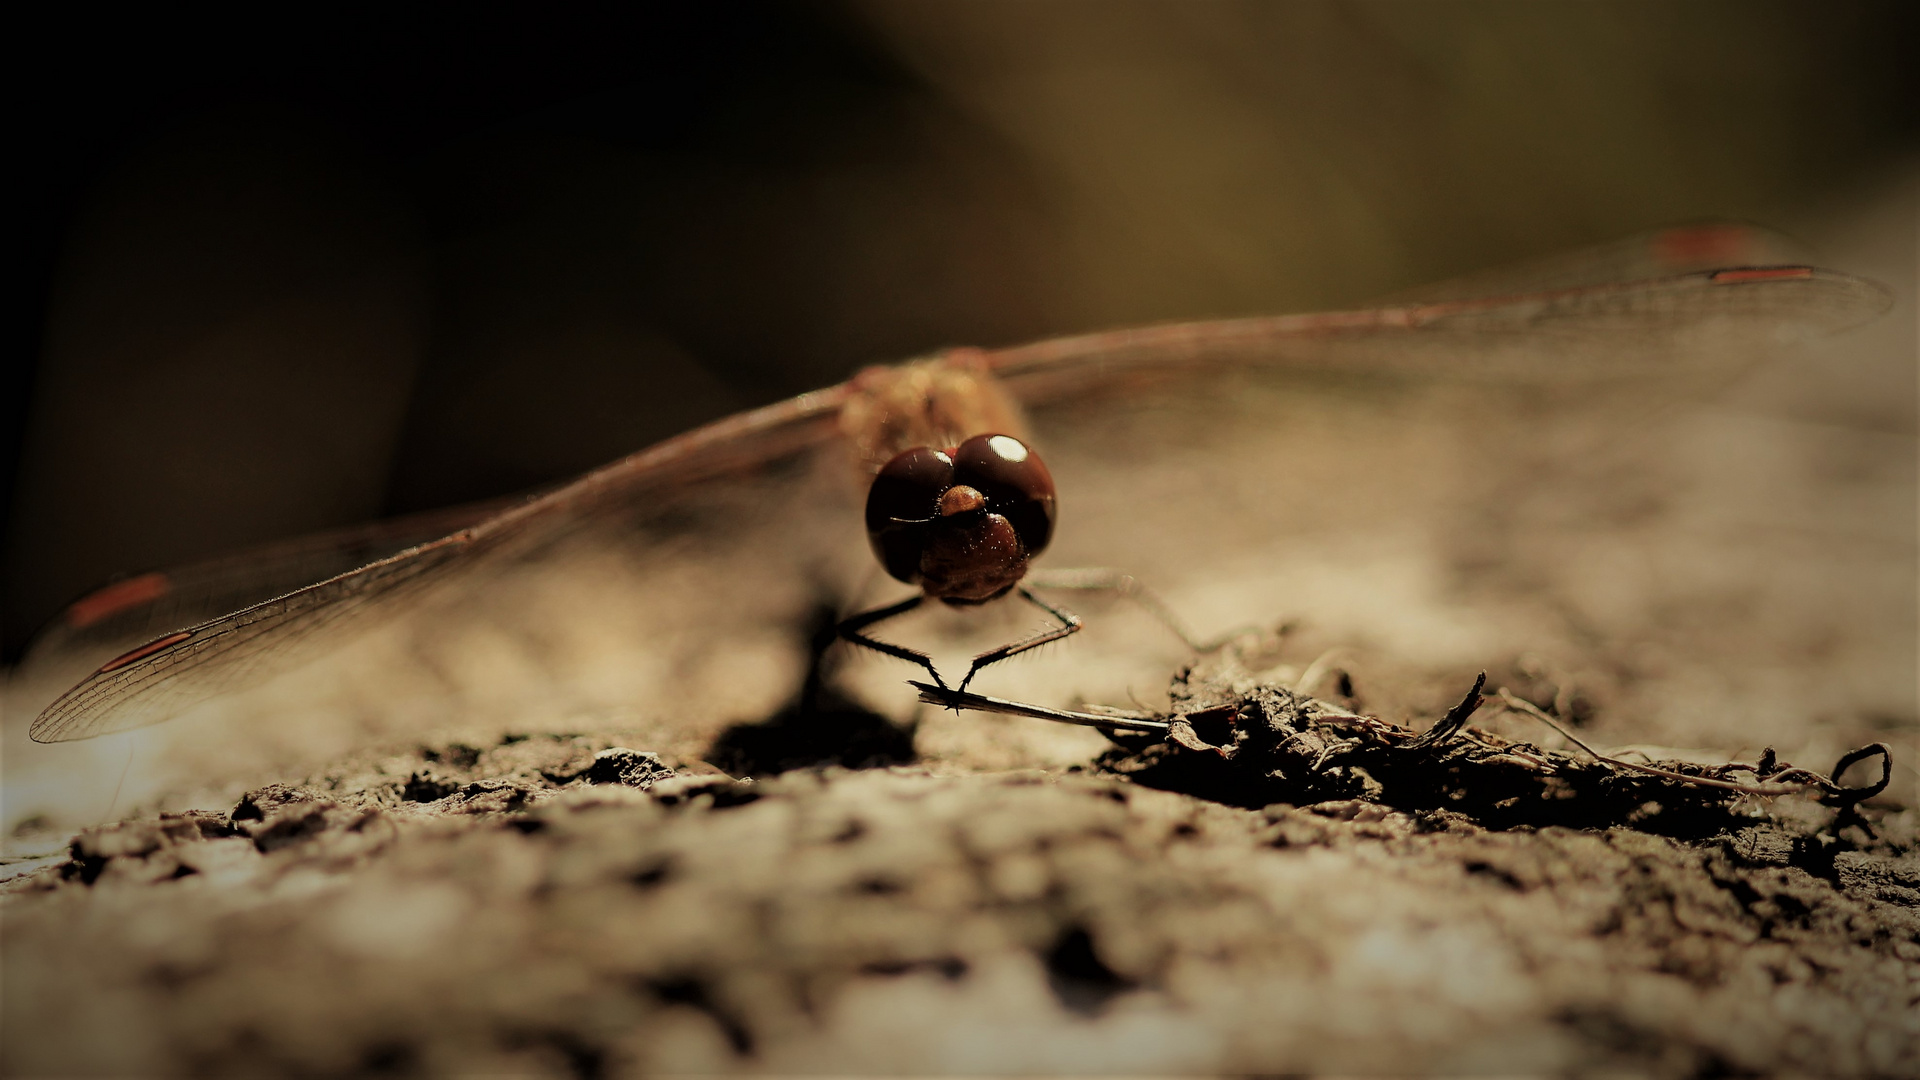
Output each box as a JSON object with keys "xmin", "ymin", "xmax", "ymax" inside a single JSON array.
[
  {"xmin": 951, "ymin": 434, "xmax": 1056, "ymax": 557},
  {"xmin": 866, "ymin": 446, "xmax": 956, "ymax": 584},
  {"xmin": 864, "ymin": 435, "xmax": 1058, "ymax": 602}
]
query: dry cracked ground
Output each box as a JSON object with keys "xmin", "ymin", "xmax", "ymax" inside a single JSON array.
[{"xmin": 3, "ymin": 640, "xmax": 1918, "ymax": 1077}]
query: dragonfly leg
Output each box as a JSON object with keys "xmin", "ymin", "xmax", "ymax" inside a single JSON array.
[
  {"xmin": 958, "ymin": 586, "xmax": 1083, "ymax": 692},
  {"xmin": 1022, "ymin": 567, "xmax": 1242, "ymax": 651},
  {"xmin": 837, "ymin": 595, "xmax": 947, "ymax": 689}
]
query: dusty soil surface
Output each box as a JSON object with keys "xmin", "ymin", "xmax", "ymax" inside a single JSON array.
[{"xmin": 5, "ymin": 639, "xmax": 1917, "ymax": 1077}]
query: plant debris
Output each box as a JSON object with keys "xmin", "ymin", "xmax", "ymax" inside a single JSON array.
[{"xmin": 919, "ymin": 662, "xmax": 1894, "ymax": 842}]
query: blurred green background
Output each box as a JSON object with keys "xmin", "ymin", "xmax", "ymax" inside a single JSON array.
[{"xmin": 5, "ymin": 0, "xmax": 1915, "ymax": 658}]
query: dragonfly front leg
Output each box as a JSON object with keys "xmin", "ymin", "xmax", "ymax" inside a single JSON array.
[
  {"xmin": 958, "ymin": 586, "xmax": 1083, "ymax": 692},
  {"xmin": 837, "ymin": 595, "xmax": 949, "ymax": 689}
]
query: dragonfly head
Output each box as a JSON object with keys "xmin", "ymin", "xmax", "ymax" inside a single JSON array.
[{"xmin": 864, "ymin": 434, "xmax": 1056, "ymax": 605}]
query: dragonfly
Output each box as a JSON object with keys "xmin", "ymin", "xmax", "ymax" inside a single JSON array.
[{"xmin": 21, "ymin": 224, "xmax": 1890, "ymax": 744}]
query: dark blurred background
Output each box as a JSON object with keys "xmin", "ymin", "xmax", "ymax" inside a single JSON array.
[{"xmin": 5, "ymin": 0, "xmax": 1916, "ymax": 660}]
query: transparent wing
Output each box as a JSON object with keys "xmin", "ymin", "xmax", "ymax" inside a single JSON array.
[
  {"xmin": 27, "ymin": 388, "xmax": 850, "ymax": 742},
  {"xmin": 26, "ymin": 228, "xmax": 1891, "ymax": 744},
  {"xmin": 22, "ymin": 498, "xmax": 523, "ymax": 680},
  {"xmin": 984, "ymin": 260, "xmax": 1888, "ymax": 406},
  {"xmin": 1368, "ymin": 222, "xmax": 1818, "ymax": 303}
]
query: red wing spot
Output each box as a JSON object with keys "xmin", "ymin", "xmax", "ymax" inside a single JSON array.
[
  {"xmin": 99, "ymin": 631, "xmax": 194, "ymax": 673},
  {"xmin": 66, "ymin": 572, "xmax": 172, "ymax": 629},
  {"xmin": 1710, "ymin": 267, "xmax": 1814, "ymax": 284},
  {"xmin": 1654, "ymin": 225, "xmax": 1753, "ymax": 268}
]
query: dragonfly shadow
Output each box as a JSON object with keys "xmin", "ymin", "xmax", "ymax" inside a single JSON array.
[{"xmin": 704, "ymin": 600, "xmax": 915, "ymax": 778}]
